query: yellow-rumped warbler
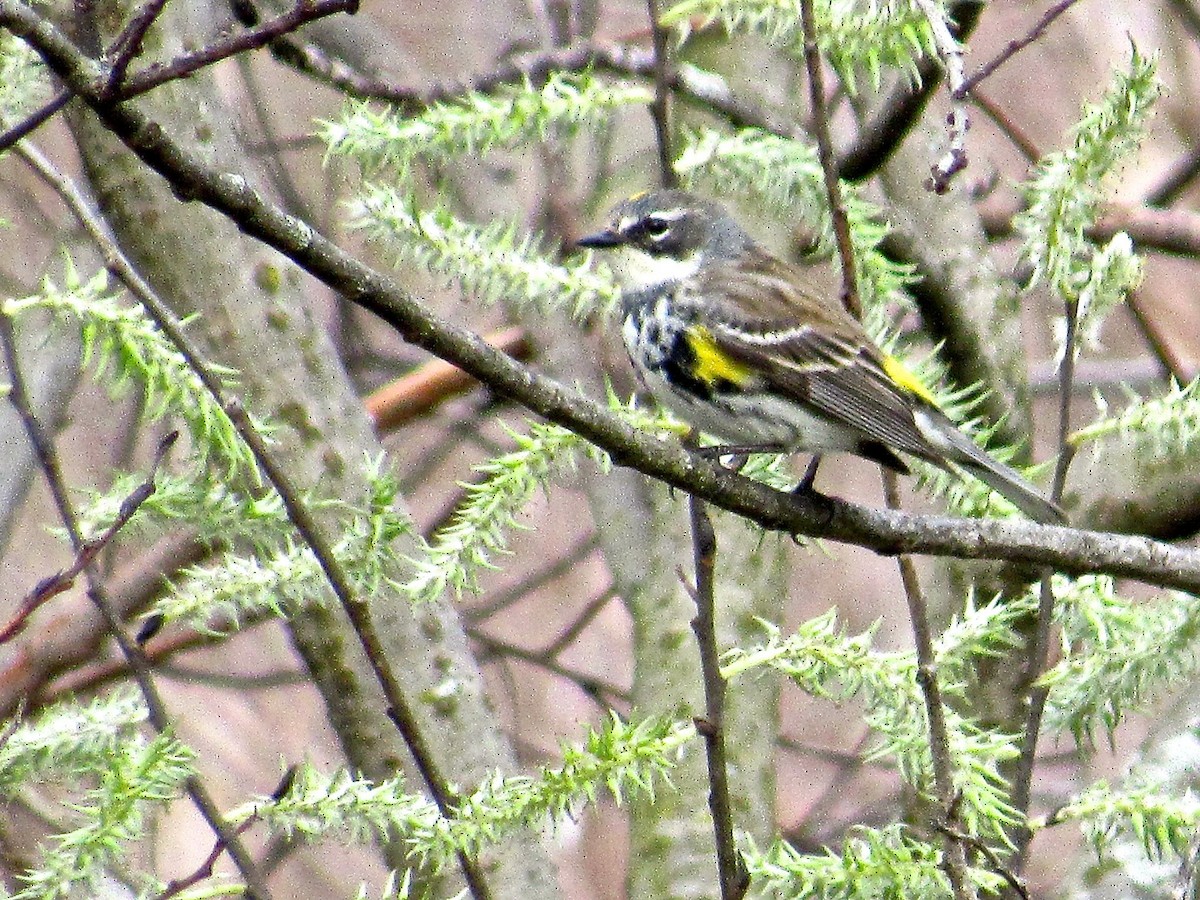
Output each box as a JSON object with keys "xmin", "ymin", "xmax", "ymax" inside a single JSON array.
[{"xmin": 577, "ymin": 189, "xmax": 1066, "ymax": 525}]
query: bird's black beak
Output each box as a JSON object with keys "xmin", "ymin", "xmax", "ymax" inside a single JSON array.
[{"xmin": 575, "ymin": 228, "xmax": 622, "ymax": 249}]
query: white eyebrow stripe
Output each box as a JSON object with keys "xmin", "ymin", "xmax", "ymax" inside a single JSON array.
[
  {"xmin": 618, "ymin": 206, "xmax": 689, "ymax": 235},
  {"xmin": 651, "ymin": 207, "xmax": 689, "ymax": 221}
]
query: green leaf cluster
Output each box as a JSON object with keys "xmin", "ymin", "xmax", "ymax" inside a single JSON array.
[
  {"xmin": 325, "ymin": 73, "xmax": 647, "ymax": 322},
  {"xmin": 349, "ymin": 188, "xmax": 620, "ymax": 320},
  {"xmin": 1042, "ymin": 775, "xmax": 1200, "ymax": 866},
  {"xmin": 0, "ymin": 691, "xmax": 147, "ymax": 793},
  {"xmin": 150, "ymin": 461, "xmax": 411, "ymax": 629},
  {"xmin": 661, "ymin": 0, "xmax": 941, "ymax": 92},
  {"xmin": 404, "ymin": 419, "xmax": 611, "ymax": 604},
  {"xmin": 1072, "ymin": 377, "xmax": 1200, "ymax": 459},
  {"xmin": 324, "ymin": 73, "xmax": 650, "ymax": 176},
  {"xmin": 240, "ymin": 715, "xmax": 693, "ymax": 872},
  {"xmin": 4, "ymin": 264, "xmax": 256, "ymax": 480},
  {"xmin": 743, "ymin": 825, "xmax": 1005, "ymax": 899},
  {"xmin": 1040, "ymin": 575, "xmax": 1200, "ymax": 745},
  {"xmin": 11, "ymin": 731, "xmax": 195, "ymax": 900},
  {"xmin": 1015, "ymin": 47, "xmax": 1158, "ymax": 360},
  {"xmin": 723, "ymin": 600, "xmax": 1028, "ymax": 842}
]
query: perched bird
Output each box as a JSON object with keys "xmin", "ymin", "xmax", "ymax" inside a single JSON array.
[{"xmin": 577, "ymin": 189, "xmax": 1065, "ymax": 525}]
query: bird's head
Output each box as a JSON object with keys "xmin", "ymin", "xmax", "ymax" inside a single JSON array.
[{"xmin": 576, "ymin": 190, "xmax": 750, "ymax": 292}]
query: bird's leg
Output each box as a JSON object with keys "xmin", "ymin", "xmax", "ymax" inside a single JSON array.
[
  {"xmin": 794, "ymin": 454, "xmax": 823, "ymax": 494},
  {"xmin": 695, "ymin": 443, "xmax": 786, "ymax": 473}
]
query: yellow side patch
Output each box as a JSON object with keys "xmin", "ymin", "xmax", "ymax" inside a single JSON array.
[
  {"xmin": 882, "ymin": 354, "xmax": 936, "ymax": 404},
  {"xmin": 686, "ymin": 326, "xmax": 755, "ymax": 387},
  {"xmin": 628, "ymin": 190, "xmax": 648, "ymax": 202}
]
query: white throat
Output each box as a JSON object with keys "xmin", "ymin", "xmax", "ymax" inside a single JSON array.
[{"xmin": 606, "ymin": 247, "xmax": 702, "ymax": 293}]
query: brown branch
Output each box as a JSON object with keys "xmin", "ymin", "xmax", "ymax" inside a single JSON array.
[
  {"xmin": 223, "ymin": 398, "xmax": 495, "ymax": 900},
  {"xmin": 1012, "ymin": 294, "xmax": 1081, "ymax": 865},
  {"xmin": 463, "ymin": 532, "xmax": 598, "ymax": 622},
  {"xmin": 103, "ymin": 0, "xmax": 171, "ymax": 94},
  {"xmin": 539, "ymin": 589, "xmax": 617, "ymax": 658},
  {"xmin": 983, "ymin": 201, "xmax": 1196, "ymax": 381},
  {"xmin": 0, "ymin": 531, "xmax": 208, "ymax": 715},
  {"xmin": 116, "ymin": 0, "xmax": 359, "ymax": 99},
  {"xmin": 969, "ymin": 89, "xmax": 1041, "ymax": 163},
  {"xmin": 0, "ymin": 0, "xmax": 357, "ymax": 156},
  {"xmin": 467, "ymin": 627, "xmax": 629, "ymax": 708},
  {"xmin": 154, "ymin": 769, "xmax": 295, "ymax": 900},
  {"xmin": 364, "ymin": 326, "xmax": 530, "ymax": 433},
  {"xmin": 0, "ymin": 88, "xmax": 70, "ymax": 152},
  {"xmin": 37, "ymin": 611, "xmax": 272, "ymax": 704},
  {"xmin": 1092, "ymin": 203, "xmax": 1200, "ymax": 258},
  {"xmin": 0, "ymin": 431, "xmax": 176, "ymax": 645},
  {"xmin": 935, "ymin": 824, "xmax": 1030, "ymax": 900},
  {"xmin": 276, "ymin": 34, "xmax": 797, "ymax": 137},
  {"xmin": 983, "ymin": 202, "xmax": 1200, "ymax": 260},
  {"xmin": 1145, "ymin": 143, "xmax": 1200, "ymax": 207}
]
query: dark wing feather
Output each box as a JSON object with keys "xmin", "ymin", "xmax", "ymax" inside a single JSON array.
[
  {"xmin": 693, "ymin": 248, "xmax": 939, "ymax": 461},
  {"xmin": 773, "ymin": 349, "xmax": 936, "ymax": 458}
]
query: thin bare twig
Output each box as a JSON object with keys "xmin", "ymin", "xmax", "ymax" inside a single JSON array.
[
  {"xmin": 792, "ymin": 730, "xmax": 873, "ymax": 836},
  {"xmin": 277, "ymin": 34, "xmax": 796, "ymax": 136},
  {"xmin": 0, "ymin": 0, "xmax": 357, "ymax": 156},
  {"xmin": 464, "ymin": 532, "xmax": 598, "ymax": 622},
  {"xmin": 969, "ymin": 88, "xmax": 1041, "ymax": 164},
  {"xmin": 936, "ymin": 824, "xmax": 1030, "ymax": 900},
  {"xmin": 104, "ymin": 0, "xmax": 171, "ymax": 94},
  {"xmin": 644, "ymin": 0, "xmax": 677, "ymax": 188},
  {"xmin": 685, "ymin": 495, "xmax": 748, "ymax": 900},
  {"xmin": 957, "ymin": 0, "xmax": 1084, "ymax": 98},
  {"xmin": 0, "ymin": 431, "xmax": 177, "ymax": 644},
  {"xmin": 882, "ymin": 471, "xmax": 975, "ymax": 900},
  {"xmin": 1012, "ymin": 298, "xmax": 1080, "ymax": 864},
  {"xmin": 116, "ymin": 0, "xmax": 359, "ymax": 99},
  {"xmin": 467, "ymin": 627, "xmax": 629, "ymax": 707},
  {"xmin": 223, "ymin": 401, "xmax": 495, "ymax": 900},
  {"xmin": 0, "ymin": 88, "xmax": 70, "ymax": 151},
  {"xmin": 1123, "ymin": 289, "xmax": 1191, "ymax": 383},
  {"xmin": 1145, "ymin": 143, "xmax": 1200, "ymax": 207},
  {"xmin": 153, "ymin": 769, "xmax": 296, "ymax": 900},
  {"xmin": 539, "ymin": 589, "xmax": 617, "ymax": 658},
  {"xmin": 798, "ymin": 0, "xmax": 860, "ymax": 319}
]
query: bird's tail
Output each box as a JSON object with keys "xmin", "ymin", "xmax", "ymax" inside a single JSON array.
[{"xmin": 913, "ymin": 408, "xmax": 1067, "ymax": 526}]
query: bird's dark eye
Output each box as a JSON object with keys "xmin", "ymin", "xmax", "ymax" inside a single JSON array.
[{"xmin": 643, "ymin": 216, "xmax": 671, "ymax": 239}]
